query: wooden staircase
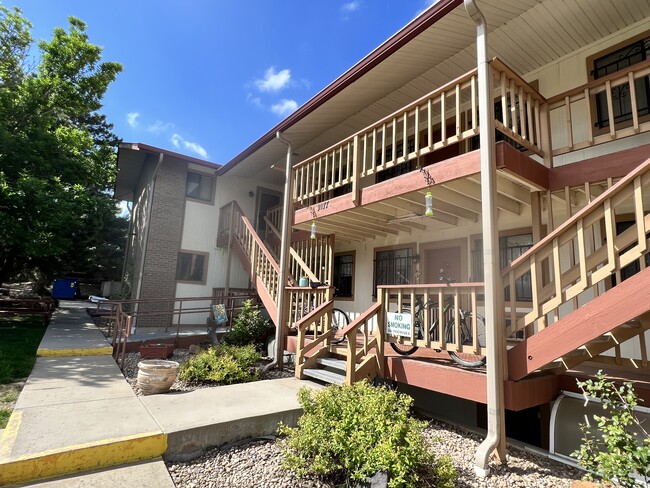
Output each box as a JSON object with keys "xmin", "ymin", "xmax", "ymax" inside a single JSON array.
[{"xmin": 504, "ymin": 156, "xmax": 650, "ymax": 381}]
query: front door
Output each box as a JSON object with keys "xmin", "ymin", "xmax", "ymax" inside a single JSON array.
[{"xmin": 424, "ymin": 246, "xmax": 462, "ymax": 284}]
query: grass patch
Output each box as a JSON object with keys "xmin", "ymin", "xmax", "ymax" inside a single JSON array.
[
  {"xmin": 0, "ymin": 407, "xmax": 11, "ymax": 429},
  {"xmin": 0, "ymin": 390, "xmax": 18, "ymax": 403},
  {"xmin": 0, "ymin": 316, "xmax": 46, "ymax": 384}
]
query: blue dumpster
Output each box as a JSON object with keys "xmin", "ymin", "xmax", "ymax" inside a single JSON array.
[{"xmin": 52, "ymin": 278, "xmax": 80, "ymax": 299}]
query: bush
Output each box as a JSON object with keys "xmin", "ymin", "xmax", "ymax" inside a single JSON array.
[
  {"xmin": 278, "ymin": 381, "xmax": 456, "ymax": 488},
  {"xmin": 223, "ymin": 300, "xmax": 272, "ymax": 349},
  {"xmin": 179, "ymin": 344, "xmax": 261, "ymax": 385},
  {"xmin": 571, "ymin": 371, "xmax": 650, "ymax": 487}
]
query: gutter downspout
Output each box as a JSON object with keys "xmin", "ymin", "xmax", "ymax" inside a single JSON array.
[
  {"xmin": 132, "ymin": 152, "xmax": 164, "ymax": 335},
  {"xmin": 263, "ymin": 131, "xmax": 294, "ymax": 372},
  {"xmin": 464, "ymin": 0, "xmax": 507, "ymax": 476}
]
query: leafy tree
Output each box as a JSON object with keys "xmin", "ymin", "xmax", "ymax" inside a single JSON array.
[{"xmin": 0, "ymin": 4, "xmax": 124, "ymax": 284}]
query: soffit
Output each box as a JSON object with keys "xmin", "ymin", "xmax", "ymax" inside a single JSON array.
[{"xmin": 227, "ymin": 0, "xmax": 650, "ymax": 179}]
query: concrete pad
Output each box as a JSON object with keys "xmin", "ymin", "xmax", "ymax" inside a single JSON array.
[
  {"xmin": 16, "ymin": 458, "xmax": 175, "ymax": 488},
  {"xmin": 140, "ymin": 377, "xmax": 321, "ymax": 461}
]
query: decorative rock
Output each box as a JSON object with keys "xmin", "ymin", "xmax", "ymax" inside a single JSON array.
[
  {"xmin": 188, "ymin": 344, "xmax": 201, "ymax": 355},
  {"xmin": 137, "ymin": 359, "xmax": 179, "ymax": 395}
]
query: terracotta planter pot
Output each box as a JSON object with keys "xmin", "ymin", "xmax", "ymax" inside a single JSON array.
[
  {"xmin": 139, "ymin": 343, "xmax": 175, "ymax": 359},
  {"xmin": 137, "ymin": 360, "xmax": 179, "ymax": 395}
]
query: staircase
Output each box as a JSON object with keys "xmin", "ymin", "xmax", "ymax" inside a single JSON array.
[
  {"xmin": 504, "ymin": 156, "xmax": 650, "ymax": 381},
  {"xmin": 217, "ymin": 201, "xmax": 382, "ymax": 385}
]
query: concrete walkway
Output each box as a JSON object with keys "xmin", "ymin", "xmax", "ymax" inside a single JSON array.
[{"xmin": 0, "ymin": 301, "xmax": 318, "ymax": 486}]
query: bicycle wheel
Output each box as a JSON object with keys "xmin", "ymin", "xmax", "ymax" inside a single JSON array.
[
  {"xmin": 447, "ymin": 313, "xmax": 486, "ymax": 367},
  {"xmin": 389, "ymin": 309, "xmax": 421, "ymax": 356},
  {"xmin": 330, "ymin": 308, "xmax": 349, "ymax": 345}
]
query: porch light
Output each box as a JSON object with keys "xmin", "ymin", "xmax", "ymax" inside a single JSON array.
[
  {"xmin": 425, "ymin": 191, "xmax": 433, "ymax": 216},
  {"xmin": 310, "ymin": 221, "xmax": 317, "ymax": 239}
]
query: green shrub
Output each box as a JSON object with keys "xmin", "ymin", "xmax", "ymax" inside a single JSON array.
[
  {"xmin": 571, "ymin": 371, "xmax": 650, "ymax": 487},
  {"xmin": 223, "ymin": 300, "xmax": 272, "ymax": 349},
  {"xmin": 179, "ymin": 344, "xmax": 261, "ymax": 385},
  {"xmin": 278, "ymin": 381, "xmax": 456, "ymax": 488}
]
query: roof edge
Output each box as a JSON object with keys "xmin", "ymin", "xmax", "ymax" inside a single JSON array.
[
  {"xmin": 119, "ymin": 142, "xmax": 221, "ymax": 169},
  {"xmin": 217, "ymin": 0, "xmax": 463, "ymax": 176}
]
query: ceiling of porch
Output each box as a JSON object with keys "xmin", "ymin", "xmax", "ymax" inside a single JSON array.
[{"xmin": 293, "ymin": 169, "xmax": 537, "ymax": 242}]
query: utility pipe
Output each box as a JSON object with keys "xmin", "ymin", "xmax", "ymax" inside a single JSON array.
[
  {"xmin": 263, "ymin": 131, "xmax": 294, "ymax": 372},
  {"xmin": 464, "ymin": 0, "xmax": 507, "ymax": 476}
]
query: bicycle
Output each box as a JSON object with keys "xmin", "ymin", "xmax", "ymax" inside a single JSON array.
[{"xmin": 388, "ymin": 281, "xmax": 486, "ymax": 368}]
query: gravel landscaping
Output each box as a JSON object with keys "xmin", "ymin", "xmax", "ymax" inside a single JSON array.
[
  {"xmin": 120, "ymin": 349, "xmax": 294, "ymax": 396},
  {"xmin": 165, "ymin": 419, "xmax": 584, "ymax": 487}
]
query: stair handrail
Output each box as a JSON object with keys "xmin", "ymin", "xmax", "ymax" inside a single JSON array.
[
  {"xmin": 338, "ymin": 302, "xmax": 384, "ymax": 385},
  {"xmin": 230, "ymin": 200, "xmax": 280, "ymax": 274},
  {"xmin": 294, "ymin": 299, "xmax": 335, "ymax": 379},
  {"xmin": 503, "ymin": 156, "xmax": 650, "ymax": 336}
]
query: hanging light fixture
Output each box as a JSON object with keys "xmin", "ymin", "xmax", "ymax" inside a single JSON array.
[
  {"xmin": 310, "ymin": 221, "xmax": 317, "ymax": 239},
  {"xmin": 425, "ymin": 191, "xmax": 433, "ymax": 216}
]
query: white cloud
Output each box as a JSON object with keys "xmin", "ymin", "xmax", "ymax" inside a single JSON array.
[
  {"xmin": 147, "ymin": 120, "xmax": 174, "ymax": 134},
  {"xmin": 117, "ymin": 200, "xmax": 130, "ymax": 217},
  {"xmin": 126, "ymin": 112, "xmax": 140, "ymax": 127},
  {"xmin": 341, "ymin": 1, "xmax": 361, "ymax": 13},
  {"xmin": 170, "ymin": 133, "xmax": 208, "ymax": 159},
  {"xmin": 271, "ymin": 99, "xmax": 298, "ymax": 117},
  {"xmin": 255, "ymin": 67, "xmax": 291, "ymax": 92},
  {"xmin": 246, "ymin": 93, "xmax": 263, "ymax": 108}
]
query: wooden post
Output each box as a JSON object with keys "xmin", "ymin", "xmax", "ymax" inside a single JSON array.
[{"xmin": 539, "ymin": 101, "xmax": 553, "ymax": 168}]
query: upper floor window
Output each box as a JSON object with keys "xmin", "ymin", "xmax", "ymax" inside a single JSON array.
[
  {"xmin": 186, "ymin": 171, "xmax": 213, "ymax": 202},
  {"xmin": 176, "ymin": 251, "xmax": 208, "ymax": 283},
  {"xmin": 333, "ymin": 252, "xmax": 355, "ymax": 299},
  {"xmin": 592, "ymin": 36, "xmax": 650, "ymax": 128}
]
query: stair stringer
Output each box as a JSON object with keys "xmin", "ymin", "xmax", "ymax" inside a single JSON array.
[{"xmin": 508, "ymin": 266, "xmax": 650, "ymax": 381}]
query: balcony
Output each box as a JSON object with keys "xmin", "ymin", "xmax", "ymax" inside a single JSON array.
[{"xmin": 291, "ymin": 58, "xmax": 650, "ymax": 238}]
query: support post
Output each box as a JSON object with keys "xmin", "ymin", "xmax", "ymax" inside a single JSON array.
[{"xmin": 465, "ymin": 0, "xmax": 507, "ymax": 476}]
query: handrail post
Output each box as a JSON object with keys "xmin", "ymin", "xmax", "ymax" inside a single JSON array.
[
  {"xmin": 540, "ymin": 101, "xmax": 553, "ymax": 168},
  {"xmin": 377, "ymin": 287, "xmax": 385, "ymax": 377},
  {"xmin": 352, "ymin": 135, "xmax": 361, "ymax": 205}
]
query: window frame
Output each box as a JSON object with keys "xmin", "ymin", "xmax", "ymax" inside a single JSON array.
[
  {"xmin": 175, "ymin": 250, "xmax": 209, "ymax": 285},
  {"xmin": 586, "ymin": 31, "xmax": 650, "ymax": 134},
  {"xmin": 185, "ymin": 170, "xmax": 215, "ymax": 204},
  {"xmin": 333, "ymin": 251, "xmax": 355, "ymax": 301},
  {"xmin": 372, "ymin": 243, "xmax": 417, "ymax": 298}
]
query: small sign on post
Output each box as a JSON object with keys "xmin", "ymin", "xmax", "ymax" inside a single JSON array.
[{"xmin": 386, "ymin": 312, "xmax": 412, "ymax": 338}]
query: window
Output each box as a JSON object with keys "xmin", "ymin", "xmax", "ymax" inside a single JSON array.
[
  {"xmin": 176, "ymin": 251, "xmax": 208, "ymax": 283},
  {"xmin": 333, "ymin": 252, "xmax": 355, "ymax": 299},
  {"xmin": 185, "ymin": 171, "xmax": 213, "ymax": 202},
  {"xmin": 472, "ymin": 233, "xmax": 532, "ymax": 301},
  {"xmin": 373, "ymin": 247, "xmax": 414, "ymax": 294},
  {"xmin": 592, "ymin": 36, "xmax": 650, "ymax": 128}
]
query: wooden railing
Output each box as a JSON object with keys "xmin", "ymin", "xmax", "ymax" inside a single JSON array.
[
  {"xmin": 339, "ymin": 302, "xmax": 384, "ymax": 385},
  {"xmin": 295, "ymin": 300, "xmax": 335, "ymax": 379},
  {"xmin": 548, "ymin": 59, "xmax": 650, "ymax": 156},
  {"xmin": 226, "ymin": 201, "xmax": 281, "ymax": 306},
  {"xmin": 291, "ymin": 59, "xmax": 552, "ymax": 205},
  {"xmin": 289, "ymin": 234, "xmax": 334, "ymax": 285},
  {"xmin": 491, "ymin": 58, "xmax": 549, "ymax": 161},
  {"xmin": 285, "ymin": 286, "xmax": 333, "ymax": 329},
  {"xmin": 378, "ymin": 283, "xmax": 486, "ymax": 357},
  {"xmin": 504, "ymin": 156, "xmax": 650, "ymax": 338}
]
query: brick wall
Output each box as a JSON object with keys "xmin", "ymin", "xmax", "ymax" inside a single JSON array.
[{"xmin": 137, "ymin": 157, "xmax": 187, "ymax": 328}]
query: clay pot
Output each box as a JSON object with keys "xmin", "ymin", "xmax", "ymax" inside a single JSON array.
[{"xmin": 137, "ymin": 359, "xmax": 179, "ymax": 395}]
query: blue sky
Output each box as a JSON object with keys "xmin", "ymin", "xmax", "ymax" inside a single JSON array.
[{"xmin": 10, "ymin": 1, "xmax": 436, "ymax": 164}]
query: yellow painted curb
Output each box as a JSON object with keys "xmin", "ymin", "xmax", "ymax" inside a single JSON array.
[
  {"xmin": 37, "ymin": 346, "xmax": 113, "ymax": 357},
  {"xmin": 0, "ymin": 431, "xmax": 167, "ymax": 485},
  {"xmin": 0, "ymin": 410, "xmax": 23, "ymax": 459}
]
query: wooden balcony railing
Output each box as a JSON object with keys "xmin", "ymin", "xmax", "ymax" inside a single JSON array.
[
  {"xmin": 378, "ymin": 283, "xmax": 486, "ymax": 357},
  {"xmin": 548, "ymin": 59, "xmax": 650, "ymax": 156},
  {"xmin": 291, "ymin": 58, "xmax": 550, "ymax": 206},
  {"xmin": 284, "ymin": 285, "xmax": 333, "ymax": 329},
  {"xmin": 504, "ymin": 156, "xmax": 650, "ymax": 338}
]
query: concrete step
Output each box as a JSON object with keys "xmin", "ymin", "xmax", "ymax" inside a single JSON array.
[
  {"xmin": 303, "ymin": 368, "xmax": 345, "ymax": 385},
  {"xmin": 316, "ymin": 357, "xmax": 346, "ymax": 372}
]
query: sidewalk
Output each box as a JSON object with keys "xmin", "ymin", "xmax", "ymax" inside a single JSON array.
[{"xmin": 0, "ymin": 300, "xmax": 316, "ymax": 486}]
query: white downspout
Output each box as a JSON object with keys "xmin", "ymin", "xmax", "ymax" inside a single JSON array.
[
  {"xmin": 263, "ymin": 131, "xmax": 293, "ymax": 372},
  {"xmin": 464, "ymin": 0, "xmax": 507, "ymax": 476},
  {"xmin": 132, "ymin": 152, "xmax": 164, "ymax": 335}
]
